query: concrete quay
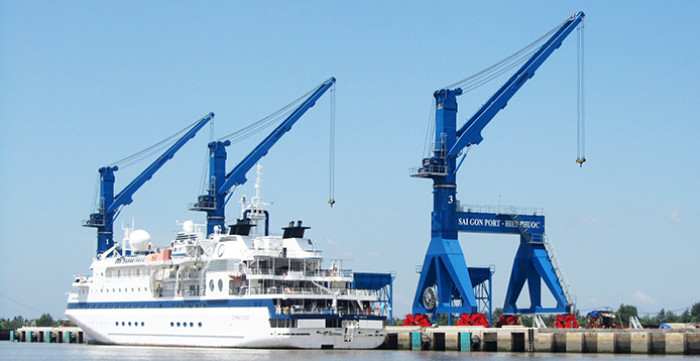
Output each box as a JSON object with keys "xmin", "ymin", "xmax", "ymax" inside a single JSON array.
[
  {"xmin": 384, "ymin": 326, "xmax": 700, "ymax": 355},
  {"xmin": 8, "ymin": 326, "xmax": 86, "ymax": 344}
]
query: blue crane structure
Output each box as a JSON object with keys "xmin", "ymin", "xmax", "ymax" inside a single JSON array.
[
  {"xmin": 191, "ymin": 78, "xmax": 336, "ymax": 236},
  {"xmin": 84, "ymin": 112, "xmax": 215, "ymax": 256},
  {"xmin": 410, "ymin": 12, "xmax": 584, "ymax": 321}
]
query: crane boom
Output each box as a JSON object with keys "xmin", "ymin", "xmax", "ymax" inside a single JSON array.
[
  {"xmin": 85, "ymin": 112, "xmax": 214, "ymax": 255},
  {"xmin": 449, "ymin": 11, "xmax": 584, "ymax": 158},
  {"xmin": 192, "ymin": 78, "xmax": 335, "ymax": 236}
]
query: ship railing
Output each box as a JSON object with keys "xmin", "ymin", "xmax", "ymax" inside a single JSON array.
[
  {"xmin": 275, "ymin": 305, "xmax": 383, "ymax": 317},
  {"xmin": 245, "ymin": 268, "xmax": 354, "ymax": 279},
  {"xmin": 242, "ymin": 286, "xmax": 379, "ymax": 297}
]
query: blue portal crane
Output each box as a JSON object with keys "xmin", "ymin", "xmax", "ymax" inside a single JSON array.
[
  {"xmin": 84, "ymin": 113, "xmax": 214, "ymax": 256},
  {"xmin": 191, "ymin": 78, "xmax": 335, "ymax": 236},
  {"xmin": 411, "ymin": 12, "xmax": 584, "ymax": 319}
]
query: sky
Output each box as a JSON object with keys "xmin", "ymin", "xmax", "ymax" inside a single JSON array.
[{"xmin": 1, "ymin": 1, "xmax": 698, "ymax": 321}]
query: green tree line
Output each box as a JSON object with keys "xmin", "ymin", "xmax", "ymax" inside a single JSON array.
[{"xmin": 0, "ymin": 314, "xmax": 72, "ymax": 331}]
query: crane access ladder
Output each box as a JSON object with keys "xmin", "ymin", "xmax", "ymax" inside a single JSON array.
[{"xmin": 508, "ymin": 209, "xmax": 576, "ymax": 312}]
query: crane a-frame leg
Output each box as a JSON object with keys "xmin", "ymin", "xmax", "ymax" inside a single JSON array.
[
  {"xmin": 412, "ymin": 236, "xmax": 478, "ymax": 316},
  {"xmin": 503, "ymin": 239, "xmax": 570, "ymax": 314}
]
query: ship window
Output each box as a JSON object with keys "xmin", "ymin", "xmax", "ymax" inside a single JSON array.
[
  {"xmin": 209, "ymin": 280, "xmax": 214, "ymax": 292},
  {"xmin": 189, "ymin": 322, "xmax": 193, "ymax": 327},
  {"xmin": 218, "ymin": 279, "xmax": 223, "ymax": 292},
  {"xmin": 122, "ymin": 322, "xmax": 125, "ymax": 326},
  {"xmin": 170, "ymin": 322, "xmax": 174, "ymax": 327},
  {"xmin": 198, "ymin": 322, "xmax": 202, "ymax": 327},
  {"xmin": 183, "ymin": 322, "xmax": 187, "ymax": 327},
  {"xmin": 117, "ymin": 270, "xmax": 121, "ymax": 278},
  {"xmin": 115, "ymin": 322, "xmax": 118, "ymax": 326},
  {"xmin": 141, "ymin": 322, "xmax": 145, "ymax": 326},
  {"xmin": 177, "ymin": 322, "xmax": 181, "ymax": 327},
  {"xmin": 136, "ymin": 269, "xmax": 140, "ymax": 276},
  {"xmin": 128, "ymin": 322, "xmax": 131, "ymax": 326}
]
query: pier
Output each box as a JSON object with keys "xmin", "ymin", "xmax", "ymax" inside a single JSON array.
[
  {"xmin": 383, "ymin": 326, "xmax": 700, "ymax": 355},
  {"xmin": 4, "ymin": 324, "xmax": 699, "ymax": 354},
  {"xmin": 7, "ymin": 326, "xmax": 86, "ymax": 344}
]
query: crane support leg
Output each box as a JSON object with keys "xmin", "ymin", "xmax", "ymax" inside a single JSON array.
[
  {"xmin": 503, "ymin": 238, "xmax": 569, "ymax": 314},
  {"xmin": 412, "ymin": 236, "xmax": 478, "ymax": 316}
]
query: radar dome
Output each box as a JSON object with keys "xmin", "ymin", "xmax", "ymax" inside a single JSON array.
[
  {"xmin": 129, "ymin": 229, "xmax": 151, "ymax": 252},
  {"xmin": 183, "ymin": 220, "xmax": 194, "ymax": 233}
]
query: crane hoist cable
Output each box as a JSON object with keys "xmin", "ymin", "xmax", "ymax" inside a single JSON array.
[
  {"xmin": 328, "ymin": 83, "xmax": 336, "ymax": 207},
  {"xmin": 576, "ymin": 20, "xmax": 586, "ymax": 167},
  {"xmin": 443, "ymin": 19, "xmax": 566, "ymax": 91},
  {"xmin": 107, "ymin": 117, "xmax": 203, "ymax": 169},
  {"xmin": 422, "ymin": 19, "xmax": 567, "ymax": 164},
  {"xmin": 214, "ymin": 86, "xmax": 318, "ymax": 144}
]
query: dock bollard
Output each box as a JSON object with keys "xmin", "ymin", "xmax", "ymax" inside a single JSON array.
[
  {"xmin": 411, "ymin": 332, "xmax": 422, "ymax": 350},
  {"xmin": 534, "ymin": 332, "xmax": 553, "ymax": 352},
  {"xmin": 597, "ymin": 332, "xmax": 615, "ymax": 353},
  {"xmin": 460, "ymin": 332, "xmax": 471, "ymax": 352},
  {"xmin": 665, "ymin": 332, "xmax": 686, "ymax": 355},
  {"xmin": 630, "ymin": 332, "xmax": 650, "ymax": 354},
  {"xmin": 566, "ymin": 332, "xmax": 584, "ymax": 353}
]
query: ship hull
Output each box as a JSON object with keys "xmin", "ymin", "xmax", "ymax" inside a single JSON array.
[{"xmin": 65, "ymin": 305, "xmax": 385, "ymax": 349}]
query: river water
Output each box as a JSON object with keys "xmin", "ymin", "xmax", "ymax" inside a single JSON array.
[{"xmin": 1, "ymin": 342, "xmax": 695, "ymax": 361}]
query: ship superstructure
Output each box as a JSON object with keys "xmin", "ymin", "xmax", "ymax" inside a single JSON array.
[{"xmin": 66, "ymin": 216, "xmax": 387, "ymax": 348}]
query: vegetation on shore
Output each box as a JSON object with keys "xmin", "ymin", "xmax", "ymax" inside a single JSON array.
[{"xmin": 0, "ymin": 314, "xmax": 73, "ymax": 331}]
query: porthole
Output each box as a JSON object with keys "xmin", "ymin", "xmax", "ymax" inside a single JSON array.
[
  {"xmin": 209, "ymin": 279, "xmax": 214, "ymax": 292},
  {"xmin": 198, "ymin": 322, "xmax": 202, "ymax": 327},
  {"xmin": 115, "ymin": 322, "xmax": 119, "ymax": 326},
  {"xmin": 218, "ymin": 279, "xmax": 223, "ymax": 292},
  {"xmin": 177, "ymin": 322, "xmax": 181, "ymax": 327},
  {"xmin": 128, "ymin": 322, "xmax": 131, "ymax": 326},
  {"xmin": 141, "ymin": 322, "xmax": 145, "ymax": 326},
  {"xmin": 170, "ymin": 322, "xmax": 174, "ymax": 327},
  {"xmin": 189, "ymin": 322, "xmax": 193, "ymax": 327}
]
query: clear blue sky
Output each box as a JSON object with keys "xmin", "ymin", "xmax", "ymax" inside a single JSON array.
[{"xmin": 1, "ymin": 1, "xmax": 698, "ymax": 320}]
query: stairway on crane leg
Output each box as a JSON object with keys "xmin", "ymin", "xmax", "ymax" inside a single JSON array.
[{"xmin": 507, "ymin": 209, "xmax": 575, "ymax": 311}]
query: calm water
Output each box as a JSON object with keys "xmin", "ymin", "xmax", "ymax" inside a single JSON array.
[{"xmin": 0, "ymin": 342, "xmax": 694, "ymax": 361}]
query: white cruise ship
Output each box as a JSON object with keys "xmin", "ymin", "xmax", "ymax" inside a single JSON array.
[{"xmin": 65, "ymin": 187, "xmax": 388, "ymax": 349}]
